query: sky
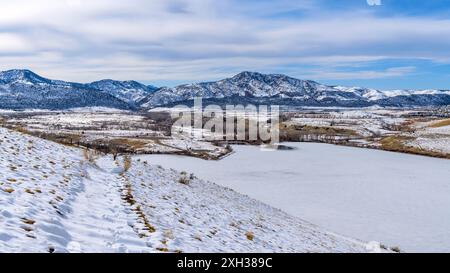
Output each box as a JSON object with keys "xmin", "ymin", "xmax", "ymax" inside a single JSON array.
[{"xmin": 0, "ymin": 0, "xmax": 450, "ymax": 89}]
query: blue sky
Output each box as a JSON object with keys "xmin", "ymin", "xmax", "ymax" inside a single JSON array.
[{"xmin": 0, "ymin": 0, "xmax": 449, "ymax": 90}]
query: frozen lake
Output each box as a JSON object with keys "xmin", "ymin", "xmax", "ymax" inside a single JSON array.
[{"xmin": 141, "ymin": 143, "xmax": 450, "ymax": 252}]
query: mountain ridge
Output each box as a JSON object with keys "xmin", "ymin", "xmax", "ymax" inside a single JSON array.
[
  {"xmin": 1, "ymin": 69, "xmax": 449, "ymax": 110},
  {"xmin": 87, "ymin": 79, "xmax": 157, "ymax": 105},
  {"xmin": 0, "ymin": 69, "xmax": 156, "ymax": 110},
  {"xmin": 138, "ymin": 71, "xmax": 450, "ymax": 108}
]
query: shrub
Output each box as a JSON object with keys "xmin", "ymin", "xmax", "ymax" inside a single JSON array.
[
  {"xmin": 245, "ymin": 231, "xmax": 254, "ymax": 241},
  {"xmin": 123, "ymin": 155, "xmax": 132, "ymax": 172},
  {"xmin": 178, "ymin": 176, "xmax": 190, "ymax": 185},
  {"xmin": 390, "ymin": 246, "xmax": 401, "ymax": 253},
  {"xmin": 21, "ymin": 218, "xmax": 36, "ymax": 225},
  {"xmin": 83, "ymin": 149, "xmax": 97, "ymax": 163},
  {"xmin": 2, "ymin": 188, "xmax": 15, "ymax": 193}
]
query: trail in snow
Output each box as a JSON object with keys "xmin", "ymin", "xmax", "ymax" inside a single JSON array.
[{"xmin": 60, "ymin": 160, "xmax": 149, "ymax": 253}]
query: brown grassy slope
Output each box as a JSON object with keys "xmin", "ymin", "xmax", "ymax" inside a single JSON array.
[
  {"xmin": 380, "ymin": 136, "xmax": 450, "ymax": 159},
  {"xmin": 430, "ymin": 119, "xmax": 450, "ymax": 128}
]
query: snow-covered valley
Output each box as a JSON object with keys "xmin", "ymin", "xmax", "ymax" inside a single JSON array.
[
  {"xmin": 2, "ymin": 107, "xmax": 449, "ymax": 253},
  {"xmin": 142, "ymin": 143, "xmax": 450, "ymax": 253},
  {"xmin": 0, "ymin": 128, "xmax": 369, "ymax": 253}
]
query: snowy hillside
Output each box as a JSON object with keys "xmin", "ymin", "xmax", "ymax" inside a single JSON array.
[
  {"xmin": 0, "ymin": 127, "xmax": 370, "ymax": 253},
  {"xmin": 88, "ymin": 80, "xmax": 157, "ymax": 105}
]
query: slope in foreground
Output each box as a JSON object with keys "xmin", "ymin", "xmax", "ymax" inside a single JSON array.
[{"xmin": 0, "ymin": 127, "xmax": 368, "ymax": 252}]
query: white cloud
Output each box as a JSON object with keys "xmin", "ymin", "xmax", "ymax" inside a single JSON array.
[
  {"xmin": 0, "ymin": 33, "xmax": 31, "ymax": 52},
  {"xmin": 303, "ymin": 66, "xmax": 416, "ymax": 80},
  {"xmin": 0, "ymin": 0, "xmax": 447, "ymax": 83}
]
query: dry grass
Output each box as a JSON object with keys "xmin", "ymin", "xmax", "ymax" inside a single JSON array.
[
  {"xmin": 122, "ymin": 182, "xmax": 156, "ymax": 235},
  {"xmin": 14, "ymin": 125, "xmax": 30, "ymax": 134},
  {"xmin": 83, "ymin": 149, "xmax": 98, "ymax": 163},
  {"xmin": 430, "ymin": 119, "xmax": 450, "ymax": 128},
  {"xmin": 245, "ymin": 231, "xmax": 254, "ymax": 241},
  {"xmin": 21, "ymin": 218, "xmax": 36, "ymax": 225},
  {"xmin": 123, "ymin": 156, "xmax": 132, "ymax": 172},
  {"xmin": 110, "ymin": 138, "xmax": 149, "ymax": 150},
  {"xmin": 379, "ymin": 136, "xmax": 410, "ymax": 149},
  {"xmin": 178, "ymin": 175, "xmax": 190, "ymax": 185},
  {"xmin": 8, "ymin": 125, "xmax": 82, "ymax": 147},
  {"xmin": 2, "ymin": 188, "xmax": 15, "ymax": 193},
  {"xmin": 380, "ymin": 136, "xmax": 450, "ymax": 159}
]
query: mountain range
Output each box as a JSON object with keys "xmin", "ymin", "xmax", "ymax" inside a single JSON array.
[{"xmin": 1, "ymin": 69, "xmax": 449, "ymax": 110}]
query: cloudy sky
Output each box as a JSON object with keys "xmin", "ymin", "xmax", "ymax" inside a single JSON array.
[{"xmin": 1, "ymin": 0, "xmax": 450, "ymax": 89}]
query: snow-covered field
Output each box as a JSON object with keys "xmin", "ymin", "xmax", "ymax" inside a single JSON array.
[
  {"xmin": 408, "ymin": 120, "xmax": 450, "ymax": 154},
  {"xmin": 0, "ymin": 128, "xmax": 368, "ymax": 253},
  {"xmin": 142, "ymin": 143, "xmax": 450, "ymax": 253},
  {"xmin": 287, "ymin": 109, "xmax": 406, "ymax": 137},
  {"xmin": 284, "ymin": 109, "xmax": 450, "ymax": 157},
  {"xmin": 1, "ymin": 111, "xmax": 229, "ymax": 159}
]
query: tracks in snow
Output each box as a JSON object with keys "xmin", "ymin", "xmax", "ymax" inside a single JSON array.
[{"xmin": 60, "ymin": 159, "xmax": 149, "ymax": 253}]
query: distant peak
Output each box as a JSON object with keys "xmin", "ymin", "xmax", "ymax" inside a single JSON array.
[
  {"xmin": 0, "ymin": 69, "xmax": 50, "ymax": 84},
  {"xmin": 231, "ymin": 71, "xmax": 301, "ymax": 81},
  {"xmin": 232, "ymin": 71, "xmax": 264, "ymax": 78},
  {"xmin": 5, "ymin": 68, "xmax": 38, "ymax": 74},
  {"xmin": 90, "ymin": 79, "xmax": 150, "ymax": 88},
  {"xmin": 1, "ymin": 69, "xmax": 34, "ymax": 77}
]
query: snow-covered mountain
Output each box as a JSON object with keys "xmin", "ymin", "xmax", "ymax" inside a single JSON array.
[
  {"xmin": 138, "ymin": 71, "xmax": 366, "ymax": 108},
  {"xmin": 88, "ymin": 80, "xmax": 157, "ymax": 105},
  {"xmin": 333, "ymin": 85, "xmax": 450, "ymax": 106},
  {"xmin": 0, "ymin": 69, "xmax": 54, "ymax": 85},
  {"xmin": 0, "ymin": 70, "xmax": 132, "ymax": 110},
  {"xmin": 1, "ymin": 69, "xmax": 449, "ymax": 110},
  {"xmin": 139, "ymin": 71, "xmax": 450, "ymax": 108}
]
